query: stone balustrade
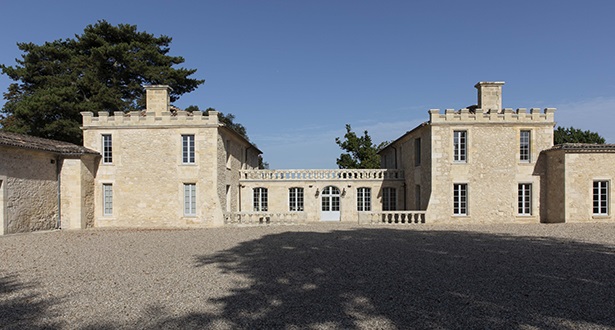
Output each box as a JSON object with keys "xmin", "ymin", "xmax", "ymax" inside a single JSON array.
[
  {"xmin": 359, "ymin": 211, "xmax": 426, "ymax": 224},
  {"xmin": 224, "ymin": 212, "xmax": 307, "ymax": 225},
  {"xmin": 240, "ymin": 169, "xmax": 404, "ymax": 181},
  {"xmin": 429, "ymin": 108, "xmax": 556, "ymax": 123}
]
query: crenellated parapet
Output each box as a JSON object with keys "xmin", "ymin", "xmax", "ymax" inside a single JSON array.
[
  {"xmin": 429, "ymin": 107, "xmax": 556, "ymax": 124},
  {"xmin": 81, "ymin": 110, "xmax": 220, "ymax": 128}
]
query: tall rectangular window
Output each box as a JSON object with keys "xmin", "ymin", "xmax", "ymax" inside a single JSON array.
[
  {"xmin": 254, "ymin": 187, "xmax": 268, "ymax": 212},
  {"xmin": 415, "ymin": 185, "xmax": 421, "ymax": 209},
  {"xmin": 357, "ymin": 187, "xmax": 371, "ymax": 211},
  {"xmin": 382, "ymin": 187, "xmax": 397, "ymax": 211},
  {"xmin": 520, "ymin": 130, "xmax": 531, "ymax": 162},
  {"xmin": 225, "ymin": 139, "xmax": 232, "ymax": 168},
  {"xmin": 102, "ymin": 134, "xmax": 112, "ymax": 164},
  {"xmin": 414, "ymin": 138, "xmax": 421, "ymax": 166},
  {"xmin": 103, "ymin": 184, "xmax": 113, "ymax": 216},
  {"xmin": 289, "ymin": 187, "xmax": 304, "ymax": 211},
  {"xmin": 182, "ymin": 135, "xmax": 195, "ymax": 164},
  {"xmin": 518, "ymin": 183, "xmax": 532, "ymax": 215},
  {"xmin": 453, "ymin": 183, "xmax": 467, "ymax": 216},
  {"xmin": 184, "ymin": 183, "xmax": 196, "ymax": 216},
  {"xmin": 453, "ymin": 131, "xmax": 467, "ymax": 162},
  {"xmin": 593, "ymin": 181, "xmax": 609, "ymax": 215}
]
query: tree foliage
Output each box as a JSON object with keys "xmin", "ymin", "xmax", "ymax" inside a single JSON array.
[
  {"xmin": 335, "ymin": 124, "xmax": 381, "ymax": 169},
  {"xmin": 0, "ymin": 20, "xmax": 204, "ymax": 143},
  {"xmin": 554, "ymin": 126, "xmax": 605, "ymax": 145}
]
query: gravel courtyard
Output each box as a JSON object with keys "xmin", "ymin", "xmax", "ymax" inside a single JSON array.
[{"xmin": 1, "ymin": 223, "xmax": 615, "ymax": 329}]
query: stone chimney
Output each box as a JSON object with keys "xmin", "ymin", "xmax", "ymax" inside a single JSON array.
[
  {"xmin": 144, "ymin": 85, "xmax": 173, "ymax": 116},
  {"xmin": 475, "ymin": 81, "xmax": 504, "ymax": 113}
]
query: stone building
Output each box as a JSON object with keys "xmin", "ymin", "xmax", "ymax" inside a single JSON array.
[
  {"xmin": 80, "ymin": 85, "xmax": 261, "ymax": 228},
  {"xmin": 1, "ymin": 81, "xmax": 613, "ymax": 234},
  {"xmin": 0, "ymin": 132, "xmax": 98, "ymax": 234},
  {"xmin": 378, "ymin": 82, "xmax": 614, "ymax": 223}
]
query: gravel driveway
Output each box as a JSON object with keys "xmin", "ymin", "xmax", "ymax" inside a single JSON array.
[{"xmin": 1, "ymin": 223, "xmax": 615, "ymax": 329}]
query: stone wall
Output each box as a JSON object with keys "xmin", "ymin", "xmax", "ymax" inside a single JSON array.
[
  {"xmin": 425, "ymin": 108, "xmax": 555, "ymax": 223},
  {"xmin": 60, "ymin": 155, "xmax": 98, "ymax": 230},
  {"xmin": 0, "ymin": 146, "xmax": 59, "ymax": 234},
  {"xmin": 561, "ymin": 151, "xmax": 614, "ymax": 222}
]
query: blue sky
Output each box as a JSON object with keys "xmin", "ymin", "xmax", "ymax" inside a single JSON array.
[{"xmin": 1, "ymin": 0, "xmax": 614, "ymax": 168}]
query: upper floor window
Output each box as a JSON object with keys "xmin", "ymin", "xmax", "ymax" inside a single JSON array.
[
  {"xmin": 414, "ymin": 138, "xmax": 421, "ymax": 166},
  {"xmin": 254, "ymin": 187, "xmax": 268, "ymax": 212},
  {"xmin": 102, "ymin": 134, "xmax": 112, "ymax": 164},
  {"xmin": 289, "ymin": 187, "xmax": 304, "ymax": 211},
  {"xmin": 593, "ymin": 181, "xmax": 609, "ymax": 215},
  {"xmin": 453, "ymin": 183, "xmax": 467, "ymax": 216},
  {"xmin": 357, "ymin": 187, "xmax": 371, "ymax": 211},
  {"xmin": 382, "ymin": 187, "xmax": 397, "ymax": 211},
  {"xmin": 415, "ymin": 185, "xmax": 421, "ymax": 209},
  {"xmin": 518, "ymin": 183, "xmax": 532, "ymax": 216},
  {"xmin": 520, "ymin": 130, "xmax": 531, "ymax": 162},
  {"xmin": 182, "ymin": 135, "xmax": 195, "ymax": 164},
  {"xmin": 225, "ymin": 139, "xmax": 232, "ymax": 168},
  {"xmin": 453, "ymin": 131, "xmax": 467, "ymax": 162}
]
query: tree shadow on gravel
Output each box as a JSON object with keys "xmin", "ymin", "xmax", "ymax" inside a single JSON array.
[
  {"xmin": 186, "ymin": 229, "xmax": 615, "ymax": 329},
  {"xmin": 0, "ymin": 274, "xmax": 61, "ymax": 329}
]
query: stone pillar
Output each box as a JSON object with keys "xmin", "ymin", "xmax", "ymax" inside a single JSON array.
[
  {"xmin": 144, "ymin": 85, "xmax": 173, "ymax": 116},
  {"xmin": 475, "ymin": 81, "xmax": 504, "ymax": 113}
]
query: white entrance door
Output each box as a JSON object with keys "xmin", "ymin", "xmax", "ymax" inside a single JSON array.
[{"xmin": 321, "ymin": 186, "xmax": 341, "ymax": 221}]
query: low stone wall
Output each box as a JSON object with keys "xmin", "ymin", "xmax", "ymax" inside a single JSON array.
[
  {"xmin": 224, "ymin": 212, "xmax": 307, "ymax": 226},
  {"xmin": 359, "ymin": 211, "xmax": 426, "ymax": 225}
]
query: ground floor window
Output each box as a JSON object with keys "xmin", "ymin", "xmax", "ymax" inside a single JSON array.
[
  {"xmin": 453, "ymin": 183, "xmax": 467, "ymax": 216},
  {"xmin": 103, "ymin": 184, "xmax": 113, "ymax": 216},
  {"xmin": 593, "ymin": 181, "xmax": 609, "ymax": 215},
  {"xmin": 254, "ymin": 187, "xmax": 268, "ymax": 211},
  {"xmin": 382, "ymin": 187, "xmax": 396, "ymax": 211},
  {"xmin": 289, "ymin": 187, "xmax": 304, "ymax": 211},
  {"xmin": 184, "ymin": 183, "xmax": 196, "ymax": 216},
  {"xmin": 321, "ymin": 186, "xmax": 340, "ymax": 212},
  {"xmin": 518, "ymin": 183, "xmax": 532, "ymax": 215},
  {"xmin": 357, "ymin": 187, "xmax": 371, "ymax": 211}
]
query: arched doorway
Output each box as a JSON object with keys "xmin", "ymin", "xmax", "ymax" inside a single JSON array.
[{"xmin": 321, "ymin": 185, "xmax": 340, "ymax": 221}]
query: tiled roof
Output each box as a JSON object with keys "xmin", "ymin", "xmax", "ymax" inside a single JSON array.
[
  {"xmin": 0, "ymin": 131, "xmax": 99, "ymax": 155},
  {"xmin": 545, "ymin": 143, "xmax": 615, "ymax": 153}
]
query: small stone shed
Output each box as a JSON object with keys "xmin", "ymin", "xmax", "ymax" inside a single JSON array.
[{"xmin": 0, "ymin": 132, "xmax": 99, "ymax": 235}]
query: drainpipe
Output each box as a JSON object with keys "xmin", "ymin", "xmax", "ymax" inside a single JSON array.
[{"xmin": 55, "ymin": 155, "xmax": 62, "ymax": 229}]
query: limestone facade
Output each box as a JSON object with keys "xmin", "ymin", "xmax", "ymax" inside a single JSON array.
[
  {"xmin": 81, "ymin": 85, "xmax": 260, "ymax": 228},
  {"xmin": 542, "ymin": 144, "xmax": 615, "ymax": 223},
  {"xmin": 3, "ymin": 81, "xmax": 614, "ymax": 233},
  {"xmin": 381, "ymin": 82, "xmax": 554, "ymax": 223},
  {"xmin": 0, "ymin": 132, "xmax": 98, "ymax": 235}
]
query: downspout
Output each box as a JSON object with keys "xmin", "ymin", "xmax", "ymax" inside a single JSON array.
[{"xmin": 56, "ymin": 155, "xmax": 62, "ymax": 229}]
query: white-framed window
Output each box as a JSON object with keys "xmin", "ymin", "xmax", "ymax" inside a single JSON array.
[
  {"xmin": 254, "ymin": 187, "xmax": 268, "ymax": 212},
  {"xmin": 414, "ymin": 138, "xmax": 421, "ymax": 166},
  {"xmin": 103, "ymin": 183, "xmax": 113, "ymax": 216},
  {"xmin": 182, "ymin": 135, "xmax": 195, "ymax": 164},
  {"xmin": 593, "ymin": 181, "xmax": 609, "ymax": 215},
  {"xmin": 453, "ymin": 130, "xmax": 467, "ymax": 162},
  {"xmin": 518, "ymin": 183, "xmax": 532, "ymax": 215},
  {"xmin": 453, "ymin": 183, "xmax": 467, "ymax": 216},
  {"xmin": 289, "ymin": 187, "xmax": 304, "ymax": 211},
  {"xmin": 102, "ymin": 134, "xmax": 112, "ymax": 164},
  {"xmin": 382, "ymin": 187, "xmax": 396, "ymax": 211},
  {"xmin": 184, "ymin": 183, "xmax": 196, "ymax": 216},
  {"xmin": 520, "ymin": 130, "xmax": 531, "ymax": 162},
  {"xmin": 357, "ymin": 187, "xmax": 371, "ymax": 211}
]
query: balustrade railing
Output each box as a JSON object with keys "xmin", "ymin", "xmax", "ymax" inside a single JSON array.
[
  {"xmin": 359, "ymin": 211, "xmax": 426, "ymax": 224},
  {"xmin": 240, "ymin": 169, "xmax": 404, "ymax": 181},
  {"xmin": 224, "ymin": 212, "xmax": 307, "ymax": 226}
]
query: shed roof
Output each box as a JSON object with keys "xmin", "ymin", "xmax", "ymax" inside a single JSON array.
[
  {"xmin": 0, "ymin": 131, "xmax": 99, "ymax": 156},
  {"xmin": 544, "ymin": 143, "xmax": 615, "ymax": 153}
]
